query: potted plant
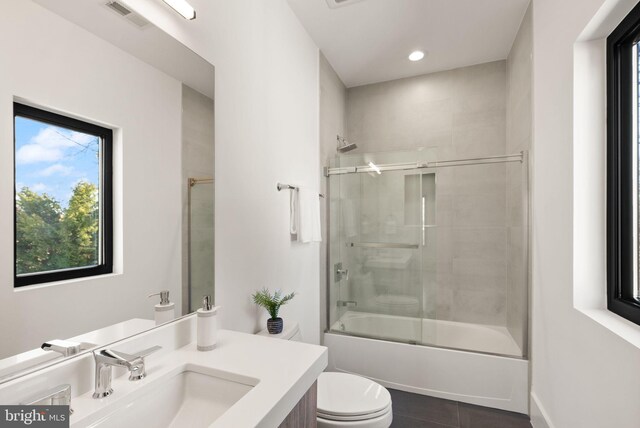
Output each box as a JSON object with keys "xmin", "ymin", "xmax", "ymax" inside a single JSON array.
[{"xmin": 252, "ymin": 288, "xmax": 296, "ymax": 334}]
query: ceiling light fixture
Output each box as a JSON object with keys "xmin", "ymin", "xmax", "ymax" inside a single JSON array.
[
  {"xmin": 408, "ymin": 50, "xmax": 425, "ymax": 62},
  {"xmin": 162, "ymin": 0, "xmax": 196, "ymax": 20}
]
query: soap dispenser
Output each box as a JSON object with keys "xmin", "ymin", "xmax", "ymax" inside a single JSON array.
[
  {"xmin": 197, "ymin": 295, "xmax": 218, "ymax": 351},
  {"xmin": 148, "ymin": 290, "xmax": 175, "ymax": 325}
]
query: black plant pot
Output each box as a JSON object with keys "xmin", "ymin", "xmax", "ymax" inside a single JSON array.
[{"xmin": 267, "ymin": 317, "xmax": 283, "ymax": 334}]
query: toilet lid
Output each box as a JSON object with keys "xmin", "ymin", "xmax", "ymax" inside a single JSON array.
[{"xmin": 317, "ymin": 372, "xmax": 391, "ymax": 418}]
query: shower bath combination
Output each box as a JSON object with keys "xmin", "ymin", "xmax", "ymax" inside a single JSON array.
[{"xmin": 324, "ymin": 149, "xmax": 530, "ymax": 413}]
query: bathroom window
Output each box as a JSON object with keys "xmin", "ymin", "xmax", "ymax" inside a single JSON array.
[
  {"xmin": 607, "ymin": 2, "xmax": 640, "ymax": 325},
  {"xmin": 13, "ymin": 103, "xmax": 113, "ymax": 287}
]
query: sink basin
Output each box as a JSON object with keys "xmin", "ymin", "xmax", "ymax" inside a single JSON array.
[{"xmin": 83, "ymin": 365, "xmax": 257, "ymax": 428}]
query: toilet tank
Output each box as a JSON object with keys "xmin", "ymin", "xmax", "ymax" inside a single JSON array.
[{"xmin": 256, "ymin": 322, "xmax": 302, "ymax": 341}]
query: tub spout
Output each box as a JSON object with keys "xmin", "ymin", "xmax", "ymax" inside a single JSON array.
[{"xmin": 337, "ymin": 300, "xmax": 357, "ymax": 307}]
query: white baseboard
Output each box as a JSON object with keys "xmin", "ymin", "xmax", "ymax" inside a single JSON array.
[{"xmin": 530, "ymin": 392, "xmax": 554, "ymax": 428}]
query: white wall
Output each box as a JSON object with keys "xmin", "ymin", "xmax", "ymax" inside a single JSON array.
[
  {"xmin": 320, "ymin": 53, "xmax": 347, "ymax": 168},
  {"xmin": 532, "ymin": 0, "xmax": 640, "ymax": 427},
  {"xmin": 346, "ymin": 61, "xmax": 507, "ymax": 158},
  {"xmin": 0, "ymin": 1, "xmax": 182, "ymax": 358},
  {"xmin": 127, "ymin": 0, "xmax": 322, "ymax": 343}
]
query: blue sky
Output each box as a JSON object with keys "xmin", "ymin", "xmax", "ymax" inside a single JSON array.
[{"xmin": 15, "ymin": 117, "xmax": 100, "ymax": 208}]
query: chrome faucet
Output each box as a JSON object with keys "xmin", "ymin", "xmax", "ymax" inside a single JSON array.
[
  {"xmin": 93, "ymin": 346, "xmax": 161, "ymax": 399},
  {"xmin": 21, "ymin": 384, "xmax": 73, "ymax": 413},
  {"xmin": 334, "ymin": 263, "xmax": 349, "ymax": 282},
  {"xmin": 42, "ymin": 340, "xmax": 95, "ymax": 357},
  {"xmin": 337, "ymin": 300, "xmax": 357, "ymax": 307}
]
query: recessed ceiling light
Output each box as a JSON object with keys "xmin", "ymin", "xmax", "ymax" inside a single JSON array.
[
  {"xmin": 162, "ymin": 0, "xmax": 196, "ymax": 20},
  {"xmin": 408, "ymin": 50, "xmax": 425, "ymax": 62}
]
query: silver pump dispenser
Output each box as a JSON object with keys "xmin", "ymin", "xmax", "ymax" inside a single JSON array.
[
  {"xmin": 148, "ymin": 290, "xmax": 171, "ymax": 305},
  {"xmin": 202, "ymin": 295, "xmax": 213, "ymax": 311}
]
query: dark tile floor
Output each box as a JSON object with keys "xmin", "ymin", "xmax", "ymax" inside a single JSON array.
[{"xmin": 389, "ymin": 389, "xmax": 532, "ymax": 428}]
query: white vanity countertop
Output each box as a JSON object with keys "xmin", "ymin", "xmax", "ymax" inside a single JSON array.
[{"xmin": 70, "ymin": 329, "xmax": 328, "ymax": 428}]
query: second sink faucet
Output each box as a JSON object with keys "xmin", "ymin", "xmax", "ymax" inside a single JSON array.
[
  {"xmin": 93, "ymin": 345, "xmax": 161, "ymax": 399},
  {"xmin": 42, "ymin": 340, "xmax": 95, "ymax": 357}
]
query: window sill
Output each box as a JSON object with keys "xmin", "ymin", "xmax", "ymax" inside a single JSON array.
[
  {"xmin": 14, "ymin": 272, "xmax": 122, "ymax": 293},
  {"xmin": 576, "ymin": 307, "xmax": 640, "ymax": 350}
]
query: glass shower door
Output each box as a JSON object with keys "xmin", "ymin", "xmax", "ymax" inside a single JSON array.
[
  {"xmin": 328, "ymin": 151, "xmax": 432, "ymax": 345},
  {"xmin": 326, "ymin": 150, "xmax": 528, "ymax": 357}
]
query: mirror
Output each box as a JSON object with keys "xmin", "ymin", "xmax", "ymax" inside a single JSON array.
[{"xmin": 0, "ymin": 0, "xmax": 214, "ymax": 382}]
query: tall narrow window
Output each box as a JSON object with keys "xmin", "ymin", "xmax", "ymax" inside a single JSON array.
[
  {"xmin": 14, "ymin": 103, "xmax": 113, "ymax": 287},
  {"xmin": 607, "ymin": 2, "xmax": 640, "ymax": 325}
]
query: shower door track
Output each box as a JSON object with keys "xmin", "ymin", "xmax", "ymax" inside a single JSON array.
[{"xmin": 324, "ymin": 152, "xmax": 525, "ymax": 176}]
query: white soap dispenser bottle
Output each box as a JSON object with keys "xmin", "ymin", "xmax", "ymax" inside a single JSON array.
[
  {"xmin": 197, "ymin": 295, "xmax": 218, "ymax": 351},
  {"xmin": 148, "ymin": 290, "xmax": 175, "ymax": 325}
]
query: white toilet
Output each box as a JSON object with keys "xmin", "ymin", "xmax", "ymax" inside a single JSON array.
[{"xmin": 257, "ymin": 322, "xmax": 393, "ymax": 428}]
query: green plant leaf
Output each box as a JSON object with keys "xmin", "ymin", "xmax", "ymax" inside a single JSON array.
[{"xmin": 251, "ymin": 287, "xmax": 296, "ymax": 319}]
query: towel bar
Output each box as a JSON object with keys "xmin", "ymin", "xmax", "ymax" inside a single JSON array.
[{"xmin": 277, "ymin": 183, "xmax": 325, "ymax": 198}]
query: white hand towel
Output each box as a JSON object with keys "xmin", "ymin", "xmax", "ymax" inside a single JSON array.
[{"xmin": 298, "ymin": 187, "xmax": 322, "ymax": 243}]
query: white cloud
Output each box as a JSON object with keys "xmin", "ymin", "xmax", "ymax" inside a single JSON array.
[
  {"xmin": 31, "ymin": 183, "xmax": 48, "ymax": 193},
  {"xmin": 32, "ymin": 126, "xmax": 94, "ymax": 148},
  {"xmin": 16, "ymin": 144, "xmax": 62, "ymax": 164},
  {"xmin": 37, "ymin": 164, "xmax": 73, "ymax": 177},
  {"xmin": 16, "ymin": 126, "xmax": 97, "ymax": 165}
]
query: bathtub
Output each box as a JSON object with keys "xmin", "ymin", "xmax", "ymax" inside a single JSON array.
[{"xmin": 325, "ymin": 311, "xmax": 529, "ymax": 414}]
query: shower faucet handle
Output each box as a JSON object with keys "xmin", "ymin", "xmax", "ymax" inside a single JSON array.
[{"xmin": 334, "ymin": 263, "xmax": 349, "ymax": 282}]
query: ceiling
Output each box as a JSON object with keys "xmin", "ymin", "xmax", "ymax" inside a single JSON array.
[
  {"xmin": 287, "ymin": 0, "xmax": 530, "ymax": 88},
  {"xmin": 32, "ymin": 0, "xmax": 215, "ymax": 98}
]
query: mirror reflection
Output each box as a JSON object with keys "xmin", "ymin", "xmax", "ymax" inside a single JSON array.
[{"xmin": 0, "ymin": 0, "xmax": 214, "ymax": 382}]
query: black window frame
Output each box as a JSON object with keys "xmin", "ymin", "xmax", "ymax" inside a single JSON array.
[
  {"xmin": 607, "ymin": 2, "xmax": 640, "ymax": 326},
  {"xmin": 13, "ymin": 102, "xmax": 113, "ymax": 287}
]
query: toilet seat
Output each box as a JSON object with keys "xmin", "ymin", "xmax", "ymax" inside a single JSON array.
[
  {"xmin": 317, "ymin": 402, "xmax": 391, "ymax": 421},
  {"xmin": 317, "ymin": 372, "xmax": 392, "ymax": 426},
  {"xmin": 317, "ymin": 411, "xmax": 392, "ymax": 428}
]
